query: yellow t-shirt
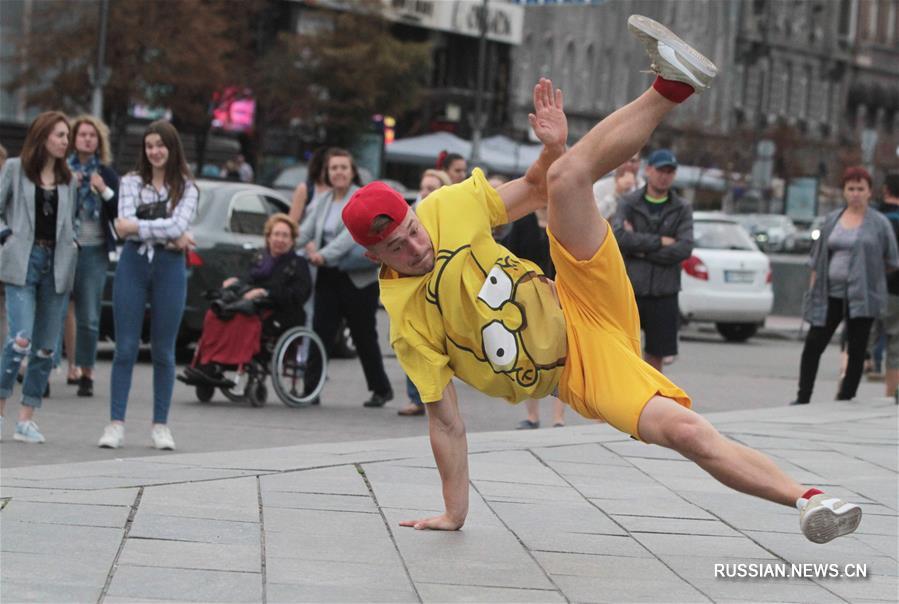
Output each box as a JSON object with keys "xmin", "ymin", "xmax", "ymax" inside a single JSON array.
[{"xmin": 379, "ymin": 169, "xmax": 567, "ymax": 403}]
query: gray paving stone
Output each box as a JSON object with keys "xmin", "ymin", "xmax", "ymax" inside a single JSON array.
[
  {"xmin": 0, "ymin": 486, "xmax": 138, "ymax": 506},
  {"xmin": 263, "ymin": 507, "xmax": 382, "ymax": 536},
  {"xmin": 1, "ymin": 498, "xmax": 130, "ymax": 528},
  {"xmin": 267, "ymin": 582, "xmax": 418, "ymax": 603},
  {"xmin": 816, "ymin": 574, "xmax": 899, "ymax": 601},
  {"xmin": 0, "ymin": 579, "xmax": 102, "ymax": 603},
  {"xmin": 604, "ymin": 440, "xmax": 687, "ymax": 460},
  {"xmin": 467, "ymin": 449, "xmax": 569, "ymax": 486},
  {"xmin": 534, "ymin": 551, "xmax": 676, "ymax": 578},
  {"xmin": 264, "ymin": 530, "xmax": 400, "ymax": 564},
  {"xmin": 380, "ymin": 509, "xmax": 555, "ymax": 590},
  {"xmin": 107, "ymin": 565, "xmax": 261, "ymax": 602},
  {"xmin": 417, "ymin": 582, "xmax": 565, "ymax": 602},
  {"xmin": 529, "ymin": 531, "xmax": 652, "ymax": 558},
  {"xmin": 0, "ymin": 520, "xmax": 121, "ymax": 556},
  {"xmin": 532, "ymin": 442, "xmax": 631, "ymax": 467},
  {"xmin": 689, "ymin": 578, "xmax": 845, "ymax": 602},
  {"xmin": 263, "ymin": 491, "xmax": 377, "ymax": 513},
  {"xmin": 128, "ymin": 511, "xmax": 259, "ymax": 545},
  {"xmin": 743, "ymin": 529, "xmax": 889, "ymax": 563},
  {"xmin": 260, "ymin": 465, "xmax": 373, "ymax": 496},
  {"xmin": 138, "ymin": 476, "xmax": 260, "ymax": 522},
  {"xmin": 551, "ymin": 574, "xmax": 708, "ymax": 603},
  {"xmin": 0, "ymin": 550, "xmax": 112, "ymax": 585},
  {"xmin": 118, "ymin": 538, "xmax": 261, "ymax": 573},
  {"xmin": 265, "ymin": 556, "xmax": 410, "ymax": 587},
  {"xmin": 611, "ymin": 515, "xmax": 743, "ymax": 537},
  {"xmin": 633, "ymin": 533, "xmax": 774, "ymax": 559},
  {"xmin": 464, "ymin": 479, "xmax": 585, "ymax": 504},
  {"xmin": 487, "ymin": 500, "xmax": 626, "ymax": 537},
  {"xmin": 658, "ymin": 555, "xmax": 784, "ymax": 580},
  {"xmin": 587, "ymin": 489, "xmax": 716, "ymax": 519}
]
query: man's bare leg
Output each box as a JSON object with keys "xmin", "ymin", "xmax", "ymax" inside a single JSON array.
[
  {"xmin": 546, "ymin": 88, "xmax": 677, "ymax": 260},
  {"xmin": 638, "ymin": 396, "xmax": 803, "ymax": 506}
]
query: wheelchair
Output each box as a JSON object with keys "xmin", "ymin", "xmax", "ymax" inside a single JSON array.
[{"xmin": 183, "ymin": 322, "xmax": 328, "ymax": 408}]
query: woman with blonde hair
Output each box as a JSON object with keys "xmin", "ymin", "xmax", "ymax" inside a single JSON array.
[
  {"xmin": 60, "ymin": 114, "xmax": 119, "ymax": 397},
  {"xmin": 0, "ymin": 111, "xmax": 78, "ymax": 443}
]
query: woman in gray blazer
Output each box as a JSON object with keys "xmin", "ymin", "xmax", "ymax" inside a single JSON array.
[
  {"xmin": 298, "ymin": 148, "xmax": 392, "ymax": 407},
  {"xmin": 0, "ymin": 111, "xmax": 79, "ymax": 443}
]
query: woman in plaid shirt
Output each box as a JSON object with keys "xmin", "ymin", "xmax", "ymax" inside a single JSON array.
[{"xmin": 97, "ymin": 121, "xmax": 197, "ymax": 451}]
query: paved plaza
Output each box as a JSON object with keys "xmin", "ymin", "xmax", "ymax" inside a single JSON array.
[{"xmin": 1, "ymin": 397, "xmax": 896, "ymax": 603}]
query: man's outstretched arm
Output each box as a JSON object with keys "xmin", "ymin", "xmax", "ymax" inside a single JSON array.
[
  {"xmin": 496, "ymin": 78, "xmax": 568, "ymax": 222},
  {"xmin": 399, "ymin": 381, "xmax": 469, "ymax": 530}
]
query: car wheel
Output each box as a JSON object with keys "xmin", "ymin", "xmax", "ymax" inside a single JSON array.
[{"xmin": 715, "ymin": 322, "xmax": 758, "ymax": 342}]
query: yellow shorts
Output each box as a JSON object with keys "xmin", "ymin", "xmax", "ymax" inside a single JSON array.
[{"xmin": 548, "ymin": 224, "xmax": 691, "ymax": 439}]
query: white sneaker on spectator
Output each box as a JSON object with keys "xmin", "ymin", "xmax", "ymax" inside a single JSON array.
[
  {"xmin": 98, "ymin": 422, "xmax": 125, "ymax": 448},
  {"xmin": 151, "ymin": 424, "xmax": 176, "ymax": 450},
  {"xmin": 14, "ymin": 420, "xmax": 45, "ymax": 444}
]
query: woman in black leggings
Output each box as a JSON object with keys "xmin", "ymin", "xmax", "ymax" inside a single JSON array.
[{"xmin": 792, "ymin": 166, "xmax": 899, "ymax": 405}]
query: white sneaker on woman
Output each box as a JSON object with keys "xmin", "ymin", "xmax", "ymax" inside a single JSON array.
[
  {"xmin": 151, "ymin": 424, "xmax": 176, "ymax": 450},
  {"xmin": 98, "ymin": 423, "xmax": 125, "ymax": 448}
]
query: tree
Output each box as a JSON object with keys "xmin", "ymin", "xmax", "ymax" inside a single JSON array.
[
  {"xmin": 6, "ymin": 0, "xmax": 259, "ymax": 166},
  {"xmin": 253, "ymin": 3, "xmax": 431, "ymax": 147}
]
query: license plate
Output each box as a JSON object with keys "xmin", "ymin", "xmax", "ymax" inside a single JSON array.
[{"xmin": 725, "ymin": 270, "xmax": 755, "ymax": 283}]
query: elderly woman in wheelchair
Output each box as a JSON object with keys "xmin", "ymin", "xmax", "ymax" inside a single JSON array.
[{"xmin": 179, "ymin": 213, "xmax": 325, "ymax": 407}]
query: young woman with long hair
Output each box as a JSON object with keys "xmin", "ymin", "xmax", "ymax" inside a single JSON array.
[
  {"xmin": 61, "ymin": 114, "xmax": 120, "ymax": 397},
  {"xmin": 0, "ymin": 111, "xmax": 78, "ymax": 443},
  {"xmin": 97, "ymin": 121, "xmax": 198, "ymax": 450}
]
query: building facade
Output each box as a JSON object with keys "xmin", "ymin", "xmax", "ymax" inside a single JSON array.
[{"xmin": 509, "ymin": 0, "xmax": 898, "ymax": 195}]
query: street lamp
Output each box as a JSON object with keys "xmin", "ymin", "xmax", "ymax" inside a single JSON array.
[{"xmin": 90, "ymin": 0, "xmax": 110, "ymax": 117}]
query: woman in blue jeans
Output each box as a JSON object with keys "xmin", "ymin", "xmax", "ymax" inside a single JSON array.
[
  {"xmin": 64, "ymin": 115, "xmax": 119, "ymax": 397},
  {"xmin": 0, "ymin": 111, "xmax": 79, "ymax": 443},
  {"xmin": 97, "ymin": 121, "xmax": 198, "ymax": 451}
]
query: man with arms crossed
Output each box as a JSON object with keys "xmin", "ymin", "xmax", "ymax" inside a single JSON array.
[{"xmin": 342, "ymin": 16, "xmax": 861, "ymax": 544}]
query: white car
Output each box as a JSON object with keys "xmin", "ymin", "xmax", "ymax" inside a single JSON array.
[{"xmin": 679, "ymin": 212, "xmax": 774, "ymax": 342}]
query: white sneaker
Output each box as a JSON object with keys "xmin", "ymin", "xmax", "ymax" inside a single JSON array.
[
  {"xmin": 14, "ymin": 420, "xmax": 46, "ymax": 444},
  {"xmin": 98, "ymin": 423, "xmax": 125, "ymax": 448},
  {"xmin": 627, "ymin": 14, "xmax": 718, "ymax": 92},
  {"xmin": 799, "ymin": 493, "xmax": 862, "ymax": 544},
  {"xmin": 151, "ymin": 424, "xmax": 175, "ymax": 450}
]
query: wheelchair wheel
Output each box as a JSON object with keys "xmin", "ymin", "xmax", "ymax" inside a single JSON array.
[
  {"xmin": 247, "ymin": 377, "xmax": 267, "ymax": 407},
  {"xmin": 196, "ymin": 383, "xmax": 215, "ymax": 403},
  {"xmin": 270, "ymin": 326, "xmax": 327, "ymax": 408}
]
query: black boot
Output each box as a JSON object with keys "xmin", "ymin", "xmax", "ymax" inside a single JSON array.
[{"xmin": 77, "ymin": 375, "xmax": 94, "ymax": 397}]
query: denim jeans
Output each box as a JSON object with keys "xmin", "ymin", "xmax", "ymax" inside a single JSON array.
[
  {"xmin": 406, "ymin": 376, "xmax": 422, "ymax": 406},
  {"xmin": 54, "ymin": 245, "xmax": 110, "ymax": 369},
  {"xmin": 109, "ymin": 242, "xmax": 186, "ymax": 424},
  {"xmin": 0, "ymin": 246, "xmax": 69, "ymax": 408}
]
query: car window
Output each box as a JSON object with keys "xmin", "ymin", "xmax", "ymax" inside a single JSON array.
[
  {"xmin": 695, "ymin": 220, "xmax": 757, "ymax": 250},
  {"xmin": 229, "ymin": 193, "xmax": 268, "ymax": 235},
  {"xmin": 263, "ymin": 196, "xmax": 290, "ymax": 215}
]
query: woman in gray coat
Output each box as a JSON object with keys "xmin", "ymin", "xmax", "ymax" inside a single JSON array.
[
  {"xmin": 792, "ymin": 166, "xmax": 899, "ymax": 405},
  {"xmin": 0, "ymin": 111, "xmax": 79, "ymax": 443},
  {"xmin": 298, "ymin": 148, "xmax": 393, "ymax": 407}
]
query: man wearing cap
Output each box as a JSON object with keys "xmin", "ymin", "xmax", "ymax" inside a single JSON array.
[
  {"xmin": 340, "ymin": 16, "xmax": 861, "ymax": 544},
  {"xmin": 612, "ymin": 148, "xmax": 693, "ymax": 372}
]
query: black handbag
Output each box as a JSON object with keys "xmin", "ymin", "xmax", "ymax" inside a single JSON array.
[{"xmin": 135, "ymin": 200, "xmax": 169, "ymax": 220}]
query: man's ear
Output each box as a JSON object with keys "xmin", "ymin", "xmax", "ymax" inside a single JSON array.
[{"xmin": 363, "ymin": 250, "xmax": 380, "ymax": 263}]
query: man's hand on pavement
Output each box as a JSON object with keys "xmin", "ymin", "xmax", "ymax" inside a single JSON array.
[
  {"xmin": 528, "ymin": 78, "xmax": 568, "ymax": 152},
  {"xmin": 399, "ymin": 513, "xmax": 465, "ymax": 531}
]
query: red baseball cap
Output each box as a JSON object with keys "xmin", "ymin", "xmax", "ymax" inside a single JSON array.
[{"xmin": 342, "ymin": 182, "xmax": 410, "ymax": 246}]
